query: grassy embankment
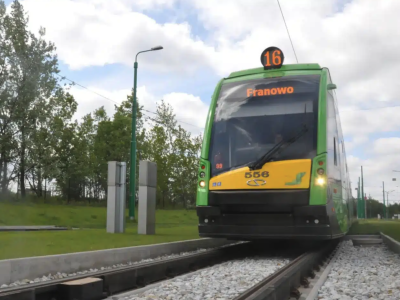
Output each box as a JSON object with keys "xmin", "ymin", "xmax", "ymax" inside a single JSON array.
[
  {"xmin": 0, "ymin": 202, "xmax": 199, "ymax": 260},
  {"xmin": 348, "ymin": 219, "xmax": 400, "ymax": 242},
  {"xmin": 3, "ymin": 202, "xmax": 400, "ymax": 259}
]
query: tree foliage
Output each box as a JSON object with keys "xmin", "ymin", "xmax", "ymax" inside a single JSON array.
[
  {"xmin": 365, "ymin": 197, "xmax": 400, "ymax": 218},
  {"xmin": 0, "ymin": 0, "xmax": 202, "ymax": 208},
  {"xmin": 0, "ymin": 0, "xmax": 77, "ymax": 197}
]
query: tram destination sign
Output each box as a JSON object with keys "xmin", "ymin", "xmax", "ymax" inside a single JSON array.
[{"xmin": 260, "ymin": 46, "xmax": 284, "ymax": 70}]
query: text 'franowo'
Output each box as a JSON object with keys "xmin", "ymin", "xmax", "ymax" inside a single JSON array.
[{"xmin": 247, "ymin": 86, "xmax": 294, "ymax": 97}]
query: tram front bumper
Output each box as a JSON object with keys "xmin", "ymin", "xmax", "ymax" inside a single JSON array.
[{"xmin": 197, "ymin": 205, "xmax": 336, "ymax": 240}]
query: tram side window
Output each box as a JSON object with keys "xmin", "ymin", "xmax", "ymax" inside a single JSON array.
[
  {"xmin": 334, "ymin": 137, "xmax": 337, "ymax": 166},
  {"xmin": 327, "ymin": 89, "xmax": 339, "ymax": 171},
  {"xmin": 210, "ymin": 121, "xmax": 230, "ymax": 171}
]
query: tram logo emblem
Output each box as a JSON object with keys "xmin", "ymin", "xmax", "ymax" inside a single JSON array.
[
  {"xmin": 285, "ymin": 172, "xmax": 306, "ymax": 186},
  {"xmin": 247, "ymin": 179, "xmax": 266, "ymax": 186}
]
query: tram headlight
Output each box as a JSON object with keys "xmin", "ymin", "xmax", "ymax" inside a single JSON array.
[
  {"xmin": 199, "ymin": 180, "xmax": 206, "ymax": 188},
  {"xmin": 316, "ymin": 177, "xmax": 325, "ymax": 186}
]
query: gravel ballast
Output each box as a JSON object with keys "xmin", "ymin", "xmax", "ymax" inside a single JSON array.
[
  {"xmin": 0, "ymin": 246, "xmax": 233, "ymax": 289},
  {"xmin": 317, "ymin": 240, "xmax": 400, "ymax": 300},
  {"xmin": 123, "ymin": 256, "xmax": 291, "ymax": 300}
]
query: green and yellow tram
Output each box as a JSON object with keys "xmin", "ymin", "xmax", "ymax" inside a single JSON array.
[{"xmin": 196, "ymin": 47, "xmax": 356, "ymax": 240}]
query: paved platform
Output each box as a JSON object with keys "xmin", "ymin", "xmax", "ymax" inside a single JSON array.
[
  {"xmin": 0, "ymin": 226, "xmax": 68, "ymax": 232},
  {"xmin": 344, "ymin": 234, "xmax": 383, "ymax": 246},
  {"xmin": 351, "ymin": 238, "xmax": 383, "ymax": 246},
  {"xmin": 345, "ymin": 233, "xmax": 400, "ymax": 252},
  {"xmin": 343, "ymin": 235, "xmax": 381, "ymax": 240},
  {"xmin": 380, "ymin": 232, "xmax": 400, "ymax": 254}
]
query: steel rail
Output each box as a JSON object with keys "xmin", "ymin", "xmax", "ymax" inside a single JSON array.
[{"xmin": 234, "ymin": 240, "xmax": 340, "ymax": 300}]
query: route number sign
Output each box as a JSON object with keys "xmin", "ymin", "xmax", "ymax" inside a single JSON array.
[{"xmin": 260, "ymin": 46, "xmax": 284, "ymax": 70}]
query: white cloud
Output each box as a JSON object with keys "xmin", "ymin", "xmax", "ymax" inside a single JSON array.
[
  {"xmin": 340, "ymin": 106, "xmax": 400, "ymax": 137},
  {"xmin": 131, "ymin": 0, "xmax": 177, "ymax": 10},
  {"xmin": 17, "ymin": 0, "xmax": 400, "ymax": 93},
  {"xmin": 17, "ymin": 0, "xmax": 400, "ymax": 110},
  {"xmin": 347, "ymin": 154, "xmax": 400, "ymax": 205},
  {"xmin": 163, "ymin": 92, "xmax": 207, "ymax": 135},
  {"xmin": 345, "ymin": 135, "xmax": 369, "ymax": 152},
  {"xmin": 373, "ymin": 138, "xmax": 400, "ymax": 156},
  {"xmin": 19, "ymin": 0, "xmax": 215, "ymax": 74},
  {"xmin": 191, "ymin": 0, "xmax": 336, "ymax": 43},
  {"xmin": 189, "ymin": 0, "xmax": 400, "ymax": 110},
  {"xmin": 69, "ymin": 84, "xmax": 206, "ymax": 135},
  {"xmin": 69, "ymin": 86, "xmax": 129, "ymax": 122},
  {"xmin": 136, "ymin": 87, "xmax": 207, "ymax": 135}
]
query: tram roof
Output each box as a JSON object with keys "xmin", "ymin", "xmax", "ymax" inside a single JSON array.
[{"xmin": 227, "ymin": 63, "xmax": 322, "ymax": 79}]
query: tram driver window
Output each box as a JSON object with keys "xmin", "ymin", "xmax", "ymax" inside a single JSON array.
[{"xmin": 211, "ymin": 122, "xmax": 229, "ymax": 171}]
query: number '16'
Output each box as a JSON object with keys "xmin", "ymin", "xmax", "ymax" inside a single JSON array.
[{"xmin": 264, "ymin": 50, "xmax": 281, "ymax": 67}]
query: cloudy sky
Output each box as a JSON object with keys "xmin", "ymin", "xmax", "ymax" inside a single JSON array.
[{"xmin": 6, "ymin": 0, "xmax": 400, "ymax": 205}]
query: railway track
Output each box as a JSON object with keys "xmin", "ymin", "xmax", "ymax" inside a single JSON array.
[
  {"xmin": 234, "ymin": 240, "xmax": 339, "ymax": 300},
  {"xmin": 0, "ymin": 242, "xmax": 253, "ymax": 300},
  {"xmin": 0, "ymin": 240, "xmax": 339, "ymax": 300}
]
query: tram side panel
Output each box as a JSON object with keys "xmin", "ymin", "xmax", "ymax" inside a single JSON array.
[
  {"xmin": 334, "ymin": 80, "xmax": 352, "ymax": 234},
  {"xmin": 334, "ymin": 82, "xmax": 353, "ymax": 232},
  {"xmin": 325, "ymin": 76, "xmax": 348, "ymax": 238}
]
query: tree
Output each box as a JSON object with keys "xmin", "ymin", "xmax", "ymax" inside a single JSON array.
[
  {"xmin": 1, "ymin": 0, "xmax": 77, "ymax": 197},
  {"xmin": 145, "ymin": 100, "xmax": 202, "ymax": 208},
  {"xmin": 0, "ymin": 0, "xmax": 19, "ymax": 194},
  {"xmin": 88, "ymin": 94, "xmax": 147, "ymax": 202}
]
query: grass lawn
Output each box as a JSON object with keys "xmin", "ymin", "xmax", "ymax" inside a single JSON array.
[
  {"xmin": 0, "ymin": 202, "xmax": 197, "ymax": 229},
  {"xmin": 349, "ymin": 219, "xmax": 400, "ymax": 242},
  {"xmin": 0, "ymin": 202, "xmax": 200, "ymax": 260}
]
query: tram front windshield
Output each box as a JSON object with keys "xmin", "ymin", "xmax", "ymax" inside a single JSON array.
[{"xmin": 209, "ymin": 74, "xmax": 320, "ymax": 177}]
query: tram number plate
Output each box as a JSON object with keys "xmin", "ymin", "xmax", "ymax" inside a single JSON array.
[{"xmin": 244, "ymin": 171, "xmax": 269, "ymax": 178}]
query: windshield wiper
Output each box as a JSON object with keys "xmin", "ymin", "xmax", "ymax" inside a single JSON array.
[{"xmin": 247, "ymin": 124, "xmax": 309, "ymax": 170}]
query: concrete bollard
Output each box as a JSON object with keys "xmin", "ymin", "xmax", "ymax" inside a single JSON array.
[
  {"xmin": 107, "ymin": 161, "xmax": 126, "ymax": 233},
  {"xmin": 138, "ymin": 161, "xmax": 157, "ymax": 235}
]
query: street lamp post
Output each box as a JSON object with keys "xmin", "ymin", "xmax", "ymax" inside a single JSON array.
[
  {"xmin": 382, "ymin": 181, "xmax": 386, "ymax": 220},
  {"xmin": 129, "ymin": 45, "xmax": 163, "ymax": 220},
  {"xmin": 361, "ymin": 166, "xmax": 365, "ymax": 218}
]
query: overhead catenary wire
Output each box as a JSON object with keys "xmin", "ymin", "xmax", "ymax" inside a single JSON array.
[
  {"xmin": 277, "ymin": 0, "xmax": 299, "ymax": 64},
  {"xmin": 56, "ymin": 74, "xmax": 204, "ymax": 129},
  {"xmin": 58, "ymin": 75, "xmax": 115, "ymax": 104}
]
